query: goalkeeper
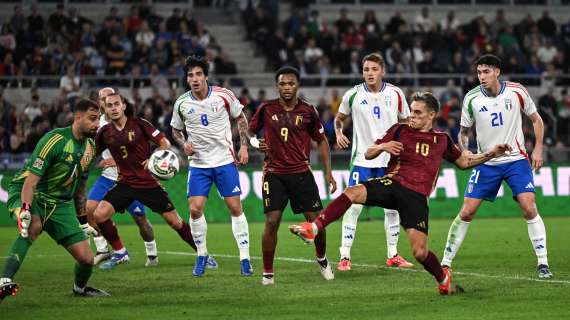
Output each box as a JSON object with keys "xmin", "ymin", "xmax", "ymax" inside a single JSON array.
[{"xmin": 0, "ymin": 99, "xmax": 109, "ymax": 301}]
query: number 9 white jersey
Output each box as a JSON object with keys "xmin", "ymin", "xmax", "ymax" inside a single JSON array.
[
  {"xmin": 461, "ymin": 81, "xmax": 537, "ymax": 165},
  {"xmin": 338, "ymin": 82, "xmax": 409, "ymax": 168},
  {"xmin": 170, "ymin": 86, "xmax": 244, "ymax": 168}
]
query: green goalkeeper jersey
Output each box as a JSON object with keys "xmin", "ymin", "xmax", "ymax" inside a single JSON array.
[{"xmin": 9, "ymin": 126, "xmax": 96, "ymax": 205}]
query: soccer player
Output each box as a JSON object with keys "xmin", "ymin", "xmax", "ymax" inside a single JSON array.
[
  {"xmin": 170, "ymin": 56, "xmax": 252, "ymax": 277},
  {"xmin": 335, "ymin": 53, "xmax": 413, "ymax": 271},
  {"xmin": 289, "ymin": 92, "xmax": 511, "ymax": 294},
  {"xmin": 87, "ymin": 87, "xmax": 159, "ymax": 267},
  {"xmin": 249, "ymin": 66, "xmax": 337, "ymax": 285},
  {"xmin": 0, "ymin": 99, "xmax": 109, "ymax": 300},
  {"xmin": 91, "ymin": 93, "xmax": 216, "ymax": 270},
  {"xmin": 441, "ymin": 54, "xmax": 553, "ymax": 279}
]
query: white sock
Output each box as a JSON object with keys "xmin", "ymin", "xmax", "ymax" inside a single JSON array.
[
  {"xmin": 339, "ymin": 204, "xmax": 362, "ymax": 259},
  {"xmin": 93, "ymin": 236, "xmax": 109, "ymax": 253},
  {"xmin": 115, "ymin": 247, "xmax": 127, "ymax": 255},
  {"xmin": 527, "ymin": 214, "xmax": 548, "ymax": 266},
  {"xmin": 384, "ymin": 208, "xmax": 400, "ymax": 258},
  {"xmin": 441, "ymin": 215, "xmax": 471, "ymax": 267},
  {"xmin": 231, "ymin": 213, "xmax": 250, "ymax": 260},
  {"xmin": 190, "ymin": 215, "xmax": 208, "ymax": 256},
  {"xmin": 144, "ymin": 240, "xmax": 158, "ymax": 257}
]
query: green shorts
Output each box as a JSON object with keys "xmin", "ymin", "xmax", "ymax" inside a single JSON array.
[{"xmin": 7, "ymin": 192, "xmax": 87, "ymax": 247}]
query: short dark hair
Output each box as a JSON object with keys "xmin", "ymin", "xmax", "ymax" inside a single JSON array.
[
  {"xmin": 72, "ymin": 99, "xmax": 98, "ymax": 113},
  {"xmin": 184, "ymin": 55, "xmax": 209, "ymax": 76},
  {"xmin": 362, "ymin": 53, "xmax": 385, "ymax": 69},
  {"xmin": 475, "ymin": 54, "xmax": 501, "ymax": 69},
  {"xmin": 275, "ymin": 66, "xmax": 300, "ymax": 83},
  {"xmin": 411, "ymin": 91, "xmax": 440, "ymax": 113}
]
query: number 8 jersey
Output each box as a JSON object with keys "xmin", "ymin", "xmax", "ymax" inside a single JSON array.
[
  {"xmin": 171, "ymin": 86, "xmax": 244, "ymax": 168},
  {"xmin": 461, "ymin": 81, "xmax": 537, "ymax": 165}
]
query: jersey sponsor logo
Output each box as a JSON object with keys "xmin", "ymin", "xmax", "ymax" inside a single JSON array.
[
  {"xmin": 152, "ymin": 130, "xmax": 160, "ymax": 137},
  {"xmin": 479, "ymin": 106, "xmax": 489, "ymax": 112},
  {"xmin": 33, "ymin": 158, "xmax": 44, "ymax": 170},
  {"xmin": 505, "ymin": 99, "xmax": 513, "ymax": 110},
  {"xmin": 361, "ymin": 99, "xmax": 368, "ymax": 105}
]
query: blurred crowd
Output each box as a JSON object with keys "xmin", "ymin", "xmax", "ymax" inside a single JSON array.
[
  {"xmin": 245, "ymin": 6, "xmax": 570, "ymax": 86},
  {"xmin": 0, "ymin": 4, "xmax": 238, "ymax": 85}
]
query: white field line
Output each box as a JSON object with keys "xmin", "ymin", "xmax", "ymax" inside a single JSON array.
[{"xmin": 2, "ymin": 251, "xmax": 569, "ymax": 285}]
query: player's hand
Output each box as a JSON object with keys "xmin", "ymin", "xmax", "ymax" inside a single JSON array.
[
  {"xmin": 98, "ymin": 158, "xmax": 116, "ymax": 168},
  {"xmin": 531, "ymin": 147, "xmax": 543, "ymax": 172},
  {"xmin": 258, "ymin": 139, "xmax": 268, "ymax": 152},
  {"xmin": 238, "ymin": 145, "xmax": 249, "ymax": 165},
  {"xmin": 336, "ymin": 132, "xmax": 350, "ymax": 149},
  {"xmin": 490, "ymin": 144, "xmax": 512, "ymax": 158},
  {"xmin": 183, "ymin": 142, "xmax": 195, "ymax": 156},
  {"xmin": 327, "ymin": 173, "xmax": 337, "ymax": 194},
  {"xmin": 142, "ymin": 159, "xmax": 149, "ymax": 170},
  {"xmin": 380, "ymin": 141, "xmax": 404, "ymax": 156},
  {"xmin": 80, "ymin": 223, "xmax": 99, "ymax": 237},
  {"xmin": 17, "ymin": 205, "xmax": 31, "ymax": 238}
]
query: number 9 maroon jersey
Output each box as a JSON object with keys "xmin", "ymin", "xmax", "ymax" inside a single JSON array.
[{"xmin": 96, "ymin": 118, "xmax": 165, "ymax": 188}]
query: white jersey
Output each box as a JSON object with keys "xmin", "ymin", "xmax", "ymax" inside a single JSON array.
[
  {"xmin": 99, "ymin": 115, "xmax": 119, "ymax": 180},
  {"xmin": 461, "ymin": 81, "xmax": 537, "ymax": 165},
  {"xmin": 171, "ymin": 86, "xmax": 244, "ymax": 168},
  {"xmin": 338, "ymin": 82, "xmax": 409, "ymax": 168}
]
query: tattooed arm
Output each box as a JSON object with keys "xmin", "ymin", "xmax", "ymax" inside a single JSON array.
[
  {"xmin": 458, "ymin": 126, "xmax": 471, "ymax": 151},
  {"xmin": 454, "ymin": 144, "xmax": 512, "ymax": 169},
  {"xmin": 236, "ymin": 111, "xmax": 249, "ymax": 164},
  {"xmin": 74, "ymin": 176, "xmax": 88, "ymax": 219},
  {"xmin": 172, "ymin": 128, "xmax": 194, "ymax": 156}
]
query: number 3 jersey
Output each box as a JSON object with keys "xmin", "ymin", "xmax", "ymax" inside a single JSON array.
[
  {"xmin": 170, "ymin": 86, "xmax": 244, "ymax": 168},
  {"xmin": 339, "ymin": 82, "xmax": 409, "ymax": 168},
  {"xmin": 461, "ymin": 81, "xmax": 537, "ymax": 165}
]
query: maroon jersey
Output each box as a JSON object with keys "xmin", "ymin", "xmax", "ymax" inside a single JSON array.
[
  {"xmin": 96, "ymin": 117, "xmax": 165, "ymax": 188},
  {"xmin": 375, "ymin": 124, "xmax": 462, "ymax": 197},
  {"xmin": 249, "ymin": 99, "xmax": 325, "ymax": 174}
]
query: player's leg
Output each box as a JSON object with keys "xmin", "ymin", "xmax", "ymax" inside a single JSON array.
[
  {"xmin": 442, "ymin": 165, "xmax": 502, "ymax": 268},
  {"xmin": 95, "ymin": 184, "xmax": 133, "ymax": 270},
  {"xmin": 338, "ymin": 166, "xmax": 370, "ymax": 270},
  {"xmin": 86, "ymin": 200, "xmax": 110, "ymax": 265},
  {"xmin": 86, "ymin": 176, "xmax": 114, "ymax": 265},
  {"xmin": 1, "ymin": 204, "xmax": 43, "ymax": 300},
  {"xmin": 262, "ymin": 210, "xmax": 283, "ymax": 285},
  {"xmin": 128, "ymin": 201, "xmax": 158, "ymax": 267},
  {"xmin": 505, "ymin": 160, "xmax": 551, "ymax": 278},
  {"xmin": 215, "ymin": 163, "xmax": 252, "ymax": 275},
  {"xmin": 261, "ymin": 173, "xmax": 288, "ymax": 285},
  {"xmin": 65, "ymin": 240, "xmax": 109, "ymax": 297}
]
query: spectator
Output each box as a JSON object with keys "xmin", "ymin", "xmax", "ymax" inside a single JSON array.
[
  {"xmin": 106, "ymin": 35, "xmax": 126, "ymax": 75},
  {"xmin": 414, "ymin": 7, "xmax": 434, "ymax": 33},
  {"xmin": 440, "ymin": 10, "xmax": 460, "ymax": 34},
  {"xmin": 536, "ymin": 38, "xmax": 558, "ymax": 65},
  {"xmin": 537, "ymin": 10, "xmax": 557, "ymax": 37},
  {"xmin": 60, "ymin": 66, "xmax": 81, "ymax": 99},
  {"xmin": 24, "ymin": 94, "xmax": 42, "ymax": 122},
  {"xmin": 9, "ymin": 125, "xmax": 26, "ymax": 153},
  {"xmin": 489, "ymin": 9, "xmax": 509, "ymax": 36},
  {"xmin": 136, "ymin": 21, "xmax": 155, "ymax": 47},
  {"xmin": 334, "ymin": 8, "xmax": 355, "ymax": 36},
  {"xmin": 166, "ymin": 8, "xmax": 183, "ymax": 34}
]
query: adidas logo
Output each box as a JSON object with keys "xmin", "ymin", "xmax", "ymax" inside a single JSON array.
[
  {"xmin": 479, "ymin": 106, "xmax": 489, "ymax": 112},
  {"xmin": 232, "ymin": 186, "xmax": 241, "ymax": 193},
  {"xmin": 239, "ymin": 240, "xmax": 249, "ymax": 245},
  {"xmin": 344, "ymin": 235, "xmax": 353, "ymax": 240},
  {"xmin": 535, "ymin": 245, "xmax": 545, "ymax": 250},
  {"xmin": 525, "ymin": 182, "xmax": 534, "ymax": 189},
  {"xmin": 133, "ymin": 207, "xmax": 142, "ymax": 213},
  {"xmin": 361, "ymin": 99, "xmax": 368, "ymax": 105}
]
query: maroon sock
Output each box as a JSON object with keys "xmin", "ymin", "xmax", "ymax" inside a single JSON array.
[
  {"xmin": 262, "ymin": 250, "xmax": 275, "ymax": 274},
  {"xmin": 419, "ymin": 251, "xmax": 445, "ymax": 282},
  {"xmin": 315, "ymin": 193, "xmax": 353, "ymax": 230},
  {"xmin": 98, "ymin": 220, "xmax": 124, "ymax": 251},
  {"xmin": 176, "ymin": 221, "xmax": 197, "ymax": 251}
]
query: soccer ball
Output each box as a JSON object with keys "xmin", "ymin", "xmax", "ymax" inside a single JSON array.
[{"xmin": 148, "ymin": 149, "xmax": 179, "ymax": 180}]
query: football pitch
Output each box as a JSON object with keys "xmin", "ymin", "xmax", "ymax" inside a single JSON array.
[{"xmin": 1, "ymin": 217, "xmax": 569, "ymax": 319}]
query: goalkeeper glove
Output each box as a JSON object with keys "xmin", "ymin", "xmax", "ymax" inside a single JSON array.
[
  {"xmin": 18, "ymin": 203, "xmax": 32, "ymax": 238},
  {"xmin": 80, "ymin": 223, "xmax": 99, "ymax": 237}
]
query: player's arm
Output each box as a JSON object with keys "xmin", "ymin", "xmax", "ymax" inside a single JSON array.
[
  {"xmin": 235, "ymin": 111, "xmax": 249, "ymax": 165},
  {"xmin": 247, "ymin": 105, "xmax": 267, "ymax": 151},
  {"xmin": 157, "ymin": 137, "xmax": 171, "ymax": 150},
  {"xmin": 365, "ymin": 141, "xmax": 403, "ymax": 160},
  {"xmin": 334, "ymin": 112, "xmax": 351, "ymax": 149},
  {"xmin": 528, "ymin": 112, "xmax": 544, "ymax": 171},
  {"xmin": 317, "ymin": 138, "xmax": 337, "ymax": 193},
  {"xmin": 20, "ymin": 172, "xmax": 40, "ymax": 211},
  {"xmin": 454, "ymin": 144, "xmax": 512, "ymax": 169},
  {"xmin": 458, "ymin": 126, "xmax": 471, "ymax": 151}
]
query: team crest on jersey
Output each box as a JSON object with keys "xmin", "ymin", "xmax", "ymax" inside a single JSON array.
[
  {"xmin": 33, "ymin": 158, "xmax": 44, "ymax": 170},
  {"xmin": 505, "ymin": 99, "xmax": 513, "ymax": 111},
  {"xmin": 128, "ymin": 130, "xmax": 135, "ymax": 141},
  {"xmin": 295, "ymin": 115, "xmax": 303, "ymax": 126},
  {"xmin": 384, "ymin": 96, "xmax": 392, "ymax": 108}
]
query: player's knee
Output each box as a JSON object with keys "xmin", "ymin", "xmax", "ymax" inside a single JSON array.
[
  {"xmin": 413, "ymin": 247, "xmax": 428, "ymax": 261},
  {"xmin": 459, "ymin": 207, "xmax": 476, "ymax": 222},
  {"xmin": 265, "ymin": 218, "xmax": 280, "ymax": 232},
  {"xmin": 76, "ymin": 254, "xmax": 94, "ymax": 266},
  {"xmin": 227, "ymin": 204, "xmax": 242, "ymax": 217},
  {"xmin": 520, "ymin": 203, "xmax": 537, "ymax": 219},
  {"xmin": 189, "ymin": 207, "xmax": 204, "ymax": 219}
]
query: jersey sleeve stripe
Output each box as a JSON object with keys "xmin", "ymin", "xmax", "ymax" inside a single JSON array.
[
  {"xmin": 514, "ymin": 91, "xmax": 525, "ymax": 111},
  {"xmin": 348, "ymin": 90, "xmax": 358, "ymax": 109},
  {"xmin": 506, "ymin": 82, "xmax": 530, "ymax": 97},
  {"xmin": 467, "ymin": 96, "xmax": 476, "ymax": 120},
  {"xmin": 213, "ymin": 87, "xmax": 236, "ymax": 102},
  {"xmin": 395, "ymin": 89, "xmax": 403, "ymax": 113},
  {"xmin": 39, "ymin": 135, "xmax": 63, "ymax": 159},
  {"xmin": 219, "ymin": 96, "xmax": 231, "ymax": 115}
]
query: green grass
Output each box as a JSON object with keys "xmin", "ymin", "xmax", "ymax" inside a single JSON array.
[{"xmin": 1, "ymin": 217, "xmax": 569, "ymax": 319}]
